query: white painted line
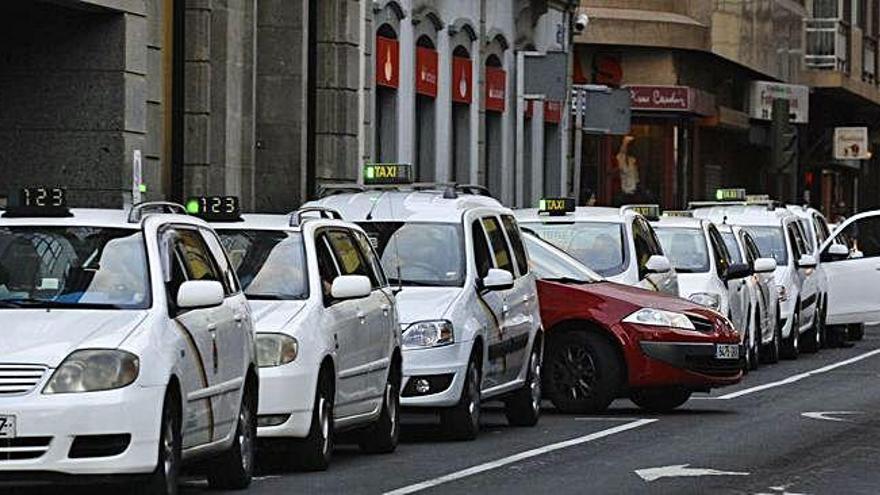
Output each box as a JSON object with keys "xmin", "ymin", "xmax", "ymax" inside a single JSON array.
[
  {"xmin": 716, "ymin": 348, "xmax": 880, "ymax": 400},
  {"xmin": 801, "ymin": 411, "xmax": 862, "ymax": 423},
  {"xmin": 635, "ymin": 464, "xmax": 750, "ymax": 482},
  {"xmin": 383, "ymin": 419, "xmax": 658, "ymax": 495},
  {"xmin": 574, "ymin": 416, "xmax": 643, "ymax": 421}
]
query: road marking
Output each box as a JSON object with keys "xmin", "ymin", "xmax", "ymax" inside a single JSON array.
[
  {"xmin": 716, "ymin": 348, "xmax": 880, "ymax": 400},
  {"xmin": 574, "ymin": 416, "xmax": 643, "ymax": 421},
  {"xmin": 635, "ymin": 464, "xmax": 750, "ymax": 482},
  {"xmin": 801, "ymin": 411, "xmax": 862, "ymax": 423},
  {"xmin": 383, "ymin": 419, "xmax": 657, "ymax": 495}
]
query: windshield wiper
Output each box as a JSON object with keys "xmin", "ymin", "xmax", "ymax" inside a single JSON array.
[
  {"xmin": 246, "ymin": 294, "xmax": 305, "ymax": 301},
  {"xmin": 388, "ymin": 278, "xmax": 443, "ymax": 287},
  {"xmin": 1, "ymin": 298, "xmax": 122, "ymax": 310},
  {"xmin": 544, "ymin": 277, "xmax": 591, "ymax": 285},
  {"xmin": 0, "ymin": 301, "xmax": 23, "ymax": 308}
]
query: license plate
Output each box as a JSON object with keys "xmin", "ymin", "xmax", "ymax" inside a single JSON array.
[
  {"xmin": 0, "ymin": 415, "xmax": 16, "ymax": 438},
  {"xmin": 715, "ymin": 344, "xmax": 740, "ymax": 360}
]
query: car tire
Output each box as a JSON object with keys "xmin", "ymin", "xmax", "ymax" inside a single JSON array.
[
  {"xmin": 207, "ymin": 380, "xmax": 256, "ymax": 490},
  {"xmin": 630, "ymin": 387, "xmax": 692, "ymax": 413},
  {"xmin": 359, "ymin": 362, "xmax": 401, "ymax": 454},
  {"xmin": 441, "ymin": 353, "xmax": 481, "ymax": 441},
  {"xmin": 781, "ymin": 306, "xmax": 800, "ymax": 360},
  {"xmin": 139, "ymin": 389, "xmax": 181, "ymax": 495},
  {"xmin": 543, "ymin": 331, "xmax": 622, "ymax": 414},
  {"xmin": 762, "ymin": 308, "xmax": 781, "ymax": 364},
  {"xmin": 291, "ymin": 371, "xmax": 334, "ymax": 471},
  {"xmin": 802, "ymin": 309, "xmax": 821, "ymax": 354},
  {"xmin": 504, "ymin": 339, "xmax": 542, "ymax": 427},
  {"xmin": 749, "ymin": 311, "xmax": 761, "ymax": 371},
  {"xmin": 849, "ymin": 323, "xmax": 865, "ymax": 341}
]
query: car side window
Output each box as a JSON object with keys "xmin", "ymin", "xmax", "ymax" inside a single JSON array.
[
  {"xmin": 326, "ymin": 230, "xmax": 372, "ymax": 278},
  {"xmin": 482, "ymin": 216, "xmax": 515, "ymax": 274},
  {"xmin": 708, "ymin": 226, "xmax": 731, "ymax": 279},
  {"xmin": 742, "ymin": 233, "xmax": 761, "ymax": 264},
  {"xmin": 354, "ymin": 230, "xmax": 387, "ymax": 288},
  {"xmin": 159, "ymin": 229, "xmax": 190, "ymax": 307},
  {"xmin": 472, "ymin": 220, "xmax": 493, "ymax": 279},
  {"xmin": 813, "ymin": 215, "xmax": 829, "ymax": 245},
  {"xmin": 201, "ymin": 228, "xmax": 240, "ymax": 296},
  {"xmin": 632, "ymin": 218, "xmax": 660, "ymax": 278},
  {"xmin": 315, "ymin": 234, "xmax": 341, "ymax": 304},
  {"xmin": 501, "ymin": 215, "xmax": 529, "ymax": 276},
  {"xmin": 787, "ymin": 223, "xmax": 807, "ymax": 259},
  {"xmin": 174, "ymin": 228, "xmax": 222, "ymax": 283}
]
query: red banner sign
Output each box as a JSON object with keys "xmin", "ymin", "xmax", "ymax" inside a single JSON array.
[
  {"xmin": 415, "ymin": 46, "xmax": 438, "ymax": 98},
  {"xmin": 485, "ymin": 67, "xmax": 506, "ymax": 113},
  {"xmin": 376, "ymin": 36, "xmax": 399, "ymax": 89},
  {"xmin": 452, "ymin": 57, "xmax": 472, "ymax": 104},
  {"xmin": 544, "ymin": 100, "xmax": 562, "ymax": 124}
]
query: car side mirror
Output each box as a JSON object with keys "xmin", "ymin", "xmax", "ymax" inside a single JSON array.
[
  {"xmin": 798, "ymin": 254, "xmax": 818, "ymax": 269},
  {"xmin": 825, "ymin": 243, "xmax": 849, "ymax": 262},
  {"xmin": 331, "ymin": 275, "xmax": 372, "ymax": 300},
  {"xmin": 645, "ymin": 255, "xmax": 672, "ymax": 274},
  {"xmin": 725, "ymin": 262, "xmax": 753, "ymax": 281},
  {"xmin": 177, "ymin": 280, "xmax": 225, "ymax": 310},
  {"xmin": 753, "ymin": 258, "xmax": 777, "ymax": 274},
  {"xmin": 482, "ymin": 268, "xmax": 515, "ymax": 291}
]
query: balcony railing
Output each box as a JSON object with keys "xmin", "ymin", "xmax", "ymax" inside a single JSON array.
[
  {"xmin": 805, "ymin": 18, "xmax": 851, "ymax": 73},
  {"xmin": 863, "ymin": 36, "xmax": 877, "ymax": 83}
]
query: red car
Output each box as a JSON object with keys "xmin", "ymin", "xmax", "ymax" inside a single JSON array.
[{"xmin": 523, "ymin": 232, "xmax": 743, "ymax": 413}]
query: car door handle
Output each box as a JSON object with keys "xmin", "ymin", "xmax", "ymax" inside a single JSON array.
[
  {"xmin": 380, "ymin": 304, "xmax": 391, "ymax": 315},
  {"xmin": 207, "ymin": 324, "xmax": 217, "ymax": 332},
  {"xmin": 522, "ymin": 294, "xmax": 531, "ymax": 303},
  {"xmin": 234, "ymin": 313, "xmax": 244, "ymax": 322},
  {"xmin": 357, "ymin": 311, "xmax": 367, "ymax": 324},
  {"xmin": 502, "ymin": 305, "xmax": 510, "ymax": 314}
]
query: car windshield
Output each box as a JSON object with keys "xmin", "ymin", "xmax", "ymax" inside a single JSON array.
[
  {"xmin": 358, "ymin": 222, "xmax": 464, "ymax": 287},
  {"xmin": 522, "ymin": 233, "xmax": 601, "ymax": 283},
  {"xmin": 742, "ymin": 226, "xmax": 788, "ymax": 266},
  {"xmin": 720, "ymin": 232, "xmax": 744, "ymax": 264},
  {"xmin": 654, "ymin": 227, "xmax": 710, "ymax": 273},
  {"xmin": 524, "ymin": 221, "xmax": 627, "ymax": 277},
  {"xmin": 218, "ymin": 230, "xmax": 309, "ymax": 300},
  {"xmin": 0, "ymin": 226, "xmax": 151, "ymax": 309}
]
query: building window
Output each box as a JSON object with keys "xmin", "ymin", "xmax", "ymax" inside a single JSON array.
[
  {"xmin": 415, "ymin": 36, "xmax": 438, "ymax": 181},
  {"xmin": 375, "ymin": 24, "xmax": 399, "ymax": 163},
  {"xmin": 484, "ymin": 54, "xmax": 506, "ymax": 198},
  {"xmin": 451, "ymin": 45, "xmax": 472, "ymax": 184}
]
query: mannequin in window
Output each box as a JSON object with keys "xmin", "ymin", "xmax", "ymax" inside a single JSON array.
[{"xmin": 615, "ymin": 135, "xmax": 640, "ymax": 205}]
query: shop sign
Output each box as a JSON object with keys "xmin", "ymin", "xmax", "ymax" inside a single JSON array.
[
  {"xmin": 748, "ymin": 81, "xmax": 809, "ymax": 124},
  {"xmin": 376, "ymin": 36, "xmax": 399, "ymax": 89},
  {"xmin": 834, "ymin": 127, "xmax": 871, "ymax": 160},
  {"xmin": 628, "ymin": 85, "xmax": 715, "ymax": 116},
  {"xmin": 485, "ymin": 67, "xmax": 506, "ymax": 113},
  {"xmin": 415, "ymin": 46, "xmax": 438, "ymax": 98},
  {"xmin": 544, "ymin": 100, "xmax": 563, "ymax": 124},
  {"xmin": 452, "ymin": 56, "xmax": 473, "ymax": 104}
]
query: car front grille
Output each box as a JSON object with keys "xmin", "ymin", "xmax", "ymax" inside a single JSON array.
[
  {"xmin": 688, "ymin": 316, "xmax": 715, "ymax": 333},
  {"xmin": 0, "ymin": 364, "xmax": 47, "ymax": 396},
  {"xmin": 0, "ymin": 437, "xmax": 53, "ymax": 461}
]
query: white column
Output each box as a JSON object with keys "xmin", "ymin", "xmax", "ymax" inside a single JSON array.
[
  {"xmin": 531, "ymin": 98, "xmax": 545, "ymax": 207},
  {"xmin": 469, "ymin": 37, "xmax": 481, "ymax": 185},
  {"xmin": 435, "ymin": 29, "xmax": 452, "ymax": 181},
  {"xmin": 560, "ymin": 87, "xmax": 571, "ymax": 197},
  {"xmin": 500, "ymin": 49, "xmax": 515, "ymax": 206},
  {"xmin": 515, "ymin": 52, "xmax": 525, "ymax": 207},
  {"xmin": 397, "ymin": 17, "xmax": 415, "ymax": 166}
]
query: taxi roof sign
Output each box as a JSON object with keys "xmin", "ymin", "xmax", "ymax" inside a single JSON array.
[
  {"xmin": 715, "ymin": 188, "xmax": 747, "ymax": 201},
  {"xmin": 186, "ymin": 196, "xmax": 242, "ymax": 222},
  {"xmin": 621, "ymin": 204, "xmax": 660, "ymax": 221},
  {"xmin": 364, "ymin": 163, "xmax": 414, "ymax": 185},
  {"xmin": 3, "ymin": 187, "xmax": 72, "ymax": 218},
  {"xmin": 663, "ymin": 210, "xmax": 694, "ymax": 218},
  {"xmin": 538, "ymin": 198, "xmax": 575, "ymax": 216}
]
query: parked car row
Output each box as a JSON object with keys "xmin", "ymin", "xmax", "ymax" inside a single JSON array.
[{"xmin": 1, "ymin": 179, "xmax": 871, "ymax": 494}]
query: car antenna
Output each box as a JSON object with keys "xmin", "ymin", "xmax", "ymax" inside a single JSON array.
[{"xmin": 365, "ymin": 190, "xmax": 387, "ymax": 221}]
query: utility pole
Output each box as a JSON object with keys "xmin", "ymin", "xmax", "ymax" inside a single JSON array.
[{"xmin": 771, "ymin": 98, "xmax": 798, "ymax": 202}]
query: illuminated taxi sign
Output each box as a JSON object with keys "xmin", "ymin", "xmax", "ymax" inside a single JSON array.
[
  {"xmin": 663, "ymin": 210, "xmax": 693, "ymax": 218},
  {"xmin": 746, "ymin": 194, "xmax": 771, "ymax": 203},
  {"xmin": 364, "ymin": 163, "xmax": 413, "ymax": 185},
  {"xmin": 538, "ymin": 198, "xmax": 575, "ymax": 216},
  {"xmin": 186, "ymin": 196, "xmax": 242, "ymax": 222},
  {"xmin": 3, "ymin": 187, "xmax": 71, "ymax": 218},
  {"xmin": 622, "ymin": 204, "xmax": 660, "ymax": 221},
  {"xmin": 715, "ymin": 188, "xmax": 747, "ymax": 201}
]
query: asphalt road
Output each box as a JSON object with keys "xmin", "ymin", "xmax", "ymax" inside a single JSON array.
[{"xmin": 15, "ymin": 328, "xmax": 880, "ymax": 495}]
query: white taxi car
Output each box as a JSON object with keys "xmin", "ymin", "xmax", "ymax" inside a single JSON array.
[
  {"xmin": 309, "ymin": 165, "xmax": 543, "ymax": 440},
  {"xmin": 651, "ymin": 213, "xmax": 757, "ymax": 368},
  {"xmin": 693, "ymin": 203, "xmax": 820, "ymax": 358},
  {"xmin": 516, "ymin": 201, "xmax": 679, "ymax": 296},
  {"xmin": 786, "ymin": 204, "xmax": 833, "ymax": 344},
  {"xmin": 197, "ymin": 199, "xmax": 402, "ymax": 470},
  {"xmin": 0, "ymin": 191, "xmax": 258, "ymax": 494}
]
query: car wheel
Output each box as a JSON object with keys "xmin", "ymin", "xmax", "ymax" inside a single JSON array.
[
  {"xmin": 849, "ymin": 323, "xmax": 865, "ymax": 341},
  {"xmin": 207, "ymin": 380, "xmax": 256, "ymax": 490},
  {"xmin": 359, "ymin": 362, "xmax": 401, "ymax": 454},
  {"xmin": 504, "ymin": 339, "xmax": 542, "ymax": 427},
  {"xmin": 441, "ymin": 353, "xmax": 481, "ymax": 441},
  {"xmin": 543, "ymin": 331, "xmax": 622, "ymax": 414},
  {"xmin": 762, "ymin": 308, "xmax": 781, "ymax": 364},
  {"xmin": 630, "ymin": 387, "xmax": 692, "ymax": 413},
  {"xmin": 750, "ymin": 311, "xmax": 761, "ymax": 371},
  {"xmin": 781, "ymin": 306, "xmax": 800, "ymax": 360},
  {"xmin": 802, "ymin": 308, "xmax": 821, "ymax": 354},
  {"xmin": 291, "ymin": 370, "xmax": 334, "ymax": 471},
  {"xmin": 138, "ymin": 389, "xmax": 181, "ymax": 495}
]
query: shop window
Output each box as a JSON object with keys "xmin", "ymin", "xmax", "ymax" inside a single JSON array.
[
  {"xmin": 451, "ymin": 45, "xmax": 472, "ymax": 184},
  {"xmin": 484, "ymin": 55, "xmax": 505, "ymax": 198},
  {"xmin": 375, "ymin": 25, "xmax": 399, "ymax": 163},
  {"xmin": 606, "ymin": 125, "xmax": 671, "ymax": 207},
  {"xmin": 415, "ymin": 36, "xmax": 437, "ymax": 181}
]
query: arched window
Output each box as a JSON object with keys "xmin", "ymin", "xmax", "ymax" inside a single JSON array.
[
  {"xmin": 450, "ymin": 45, "xmax": 472, "ymax": 184},
  {"xmin": 375, "ymin": 23, "xmax": 399, "ymax": 163},
  {"xmin": 484, "ymin": 53, "xmax": 506, "ymax": 199},
  {"xmin": 414, "ymin": 35, "xmax": 438, "ymax": 181}
]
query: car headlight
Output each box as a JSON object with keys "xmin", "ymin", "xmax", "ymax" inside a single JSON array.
[
  {"xmin": 777, "ymin": 285, "xmax": 788, "ymax": 302},
  {"xmin": 256, "ymin": 334, "xmax": 299, "ymax": 367},
  {"xmin": 622, "ymin": 308, "xmax": 696, "ymax": 331},
  {"xmin": 402, "ymin": 320, "xmax": 454, "ymax": 349},
  {"xmin": 688, "ymin": 292, "xmax": 722, "ymax": 311},
  {"xmin": 44, "ymin": 350, "xmax": 139, "ymax": 394}
]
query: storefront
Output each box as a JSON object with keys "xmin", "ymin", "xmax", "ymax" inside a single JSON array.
[{"xmin": 597, "ymin": 85, "xmax": 715, "ymax": 209}]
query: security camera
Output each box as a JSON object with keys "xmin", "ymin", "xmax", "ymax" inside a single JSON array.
[{"xmin": 574, "ymin": 13, "xmax": 590, "ymax": 33}]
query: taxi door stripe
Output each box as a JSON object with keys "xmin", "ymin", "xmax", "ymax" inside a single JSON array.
[{"xmin": 174, "ymin": 321, "xmax": 215, "ymax": 442}]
